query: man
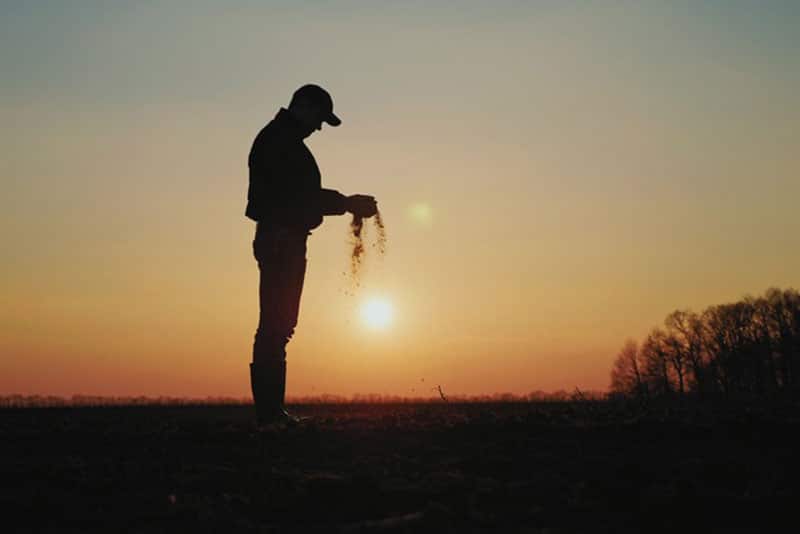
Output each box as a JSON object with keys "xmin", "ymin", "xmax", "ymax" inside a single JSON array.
[{"xmin": 246, "ymin": 84, "xmax": 377, "ymax": 424}]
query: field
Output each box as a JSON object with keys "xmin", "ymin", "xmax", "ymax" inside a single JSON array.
[{"xmin": 2, "ymin": 400, "xmax": 798, "ymax": 532}]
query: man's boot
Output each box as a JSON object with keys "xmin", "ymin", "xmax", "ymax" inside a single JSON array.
[
  {"xmin": 275, "ymin": 361, "xmax": 305, "ymax": 424},
  {"xmin": 250, "ymin": 360, "xmax": 303, "ymax": 425},
  {"xmin": 250, "ymin": 360, "xmax": 285, "ymax": 425}
]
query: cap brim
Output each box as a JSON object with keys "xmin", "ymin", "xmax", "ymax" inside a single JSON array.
[{"xmin": 325, "ymin": 112, "xmax": 341, "ymax": 127}]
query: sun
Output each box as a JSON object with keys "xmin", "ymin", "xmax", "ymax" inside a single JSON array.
[{"xmin": 361, "ymin": 298, "xmax": 394, "ymax": 329}]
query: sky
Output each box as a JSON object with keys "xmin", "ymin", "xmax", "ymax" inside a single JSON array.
[{"xmin": 1, "ymin": 1, "xmax": 798, "ymax": 398}]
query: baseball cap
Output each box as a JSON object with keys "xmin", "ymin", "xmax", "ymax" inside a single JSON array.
[{"xmin": 292, "ymin": 84, "xmax": 341, "ymax": 126}]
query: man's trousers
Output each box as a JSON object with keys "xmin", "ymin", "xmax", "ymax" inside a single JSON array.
[{"xmin": 252, "ymin": 223, "xmax": 308, "ymax": 364}]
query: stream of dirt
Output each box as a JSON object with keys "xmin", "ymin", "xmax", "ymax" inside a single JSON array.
[{"xmin": 347, "ymin": 210, "xmax": 386, "ymax": 290}]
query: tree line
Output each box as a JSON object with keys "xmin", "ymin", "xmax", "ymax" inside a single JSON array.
[{"xmin": 610, "ymin": 288, "xmax": 800, "ymax": 400}]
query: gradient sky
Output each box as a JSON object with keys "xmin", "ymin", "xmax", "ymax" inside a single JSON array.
[{"xmin": 2, "ymin": 1, "xmax": 798, "ymax": 397}]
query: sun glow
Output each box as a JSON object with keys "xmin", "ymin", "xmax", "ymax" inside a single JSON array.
[
  {"xmin": 408, "ymin": 202, "xmax": 432, "ymax": 225},
  {"xmin": 361, "ymin": 298, "xmax": 394, "ymax": 329}
]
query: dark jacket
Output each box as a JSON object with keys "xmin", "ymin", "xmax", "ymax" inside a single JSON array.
[{"xmin": 246, "ymin": 108, "xmax": 347, "ymax": 230}]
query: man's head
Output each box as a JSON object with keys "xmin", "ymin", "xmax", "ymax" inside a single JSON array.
[{"xmin": 288, "ymin": 84, "xmax": 341, "ymax": 138}]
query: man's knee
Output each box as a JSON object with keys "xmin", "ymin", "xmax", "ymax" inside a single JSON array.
[
  {"xmin": 252, "ymin": 342, "xmax": 286, "ymax": 364},
  {"xmin": 253, "ymin": 329, "xmax": 290, "ymax": 363}
]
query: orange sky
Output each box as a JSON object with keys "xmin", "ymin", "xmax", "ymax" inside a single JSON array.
[{"xmin": 1, "ymin": 2, "xmax": 799, "ymax": 397}]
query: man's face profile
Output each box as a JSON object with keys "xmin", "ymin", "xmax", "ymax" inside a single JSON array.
[{"xmin": 289, "ymin": 99, "xmax": 325, "ymax": 138}]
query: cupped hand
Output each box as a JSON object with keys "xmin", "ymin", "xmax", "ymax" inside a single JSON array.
[{"xmin": 347, "ymin": 194, "xmax": 378, "ymax": 218}]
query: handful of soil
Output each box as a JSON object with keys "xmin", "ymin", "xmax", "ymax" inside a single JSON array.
[{"xmin": 348, "ymin": 210, "xmax": 386, "ymax": 289}]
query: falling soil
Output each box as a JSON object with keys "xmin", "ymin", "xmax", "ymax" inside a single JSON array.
[{"xmin": 347, "ymin": 210, "xmax": 386, "ymax": 289}]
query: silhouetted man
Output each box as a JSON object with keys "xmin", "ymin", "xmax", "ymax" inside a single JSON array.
[{"xmin": 246, "ymin": 84, "xmax": 377, "ymax": 424}]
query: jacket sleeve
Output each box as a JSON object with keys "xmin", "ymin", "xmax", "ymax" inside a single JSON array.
[
  {"xmin": 248, "ymin": 131, "xmax": 348, "ymax": 224},
  {"xmin": 319, "ymin": 188, "xmax": 348, "ymax": 216},
  {"xmin": 249, "ymin": 163, "xmax": 346, "ymax": 223}
]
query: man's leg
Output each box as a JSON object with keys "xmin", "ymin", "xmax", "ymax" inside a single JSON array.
[{"xmin": 251, "ymin": 226, "xmax": 307, "ymax": 423}]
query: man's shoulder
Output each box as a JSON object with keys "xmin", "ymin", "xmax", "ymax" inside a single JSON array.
[
  {"xmin": 250, "ymin": 121, "xmax": 290, "ymax": 163},
  {"xmin": 252, "ymin": 118, "xmax": 281, "ymax": 146}
]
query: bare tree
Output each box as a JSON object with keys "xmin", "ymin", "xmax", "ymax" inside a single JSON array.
[
  {"xmin": 662, "ymin": 315, "xmax": 690, "ymax": 395},
  {"xmin": 763, "ymin": 288, "xmax": 800, "ymax": 392},
  {"xmin": 611, "ymin": 287, "xmax": 800, "ymax": 401},
  {"xmin": 640, "ymin": 328, "xmax": 674, "ymax": 397},
  {"xmin": 610, "ymin": 339, "xmax": 645, "ymax": 398},
  {"xmin": 665, "ymin": 309, "xmax": 707, "ymax": 396}
]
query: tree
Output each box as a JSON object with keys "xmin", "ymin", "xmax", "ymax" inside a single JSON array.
[
  {"xmin": 665, "ymin": 309, "xmax": 707, "ymax": 395},
  {"xmin": 610, "ymin": 339, "xmax": 645, "ymax": 398},
  {"xmin": 763, "ymin": 288, "xmax": 800, "ymax": 392},
  {"xmin": 611, "ymin": 287, "xmax": 800, "ymax": 401},
  {"xmin": 640, "ymin": 328, "xmax": 674, "ymax": 397}
]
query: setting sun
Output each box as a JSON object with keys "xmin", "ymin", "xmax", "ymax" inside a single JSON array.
[{"xmin": 361, "ymin": 298, "xmax": 394, "ymax": 329}]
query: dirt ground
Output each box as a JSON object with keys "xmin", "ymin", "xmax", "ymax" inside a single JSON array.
[{"xmin": 1, "ymin": 401, "xmax": 798, "ymax": 532}]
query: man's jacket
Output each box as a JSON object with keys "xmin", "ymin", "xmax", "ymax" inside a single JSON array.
[{"xmin": 246, "ymin": 108, "xmax": 347, "ymax": 230}]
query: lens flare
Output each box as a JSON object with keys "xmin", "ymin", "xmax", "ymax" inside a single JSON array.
[{"xmin": 408, "ymin": 202, "xmax": 432, "ymax": 225}]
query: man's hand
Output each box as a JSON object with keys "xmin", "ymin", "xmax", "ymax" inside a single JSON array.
[{"xmin": 347, "ymin": 194, "xmax": 378, "ymax": 218}]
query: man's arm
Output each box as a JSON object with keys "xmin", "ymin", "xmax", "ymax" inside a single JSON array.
[
  {"xmin": 319, "ymin": 189, "xmax": 377, "ymax": 218},
  {"xmin": 319, "ymin": 188, "xmax": 348, "ymax": 216},
  {"xmin": 249, "ymin": 137, "xmax": 325, "ymax": 225}
]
